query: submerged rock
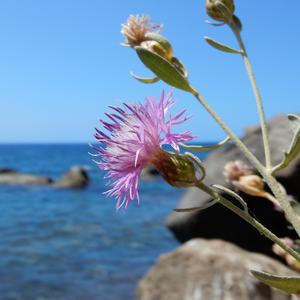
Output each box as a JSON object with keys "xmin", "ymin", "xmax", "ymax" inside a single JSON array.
[
  {"xmin": 137, "ymin": 239, "xmax": 297, "ymax": 300},
  {"xmin": 166, "ymin": 114, "xmax": 300, "ymax": 257}
]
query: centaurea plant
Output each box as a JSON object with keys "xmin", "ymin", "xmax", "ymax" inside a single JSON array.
[{"xmin": 93, "ymin": 0, "xmax": 300, "ymax": 294}]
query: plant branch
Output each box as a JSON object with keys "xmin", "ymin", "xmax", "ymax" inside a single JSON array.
[
  {"xmin": 197, "ymin": 181, "xmax": 300, "ymax": 262},
  {"xmin": 189, "ymin": 87, "xmax": 300, "ymax": 237},
  {"xmin": 229, "ymin": 23, "xmax": 272, "ymax": 170}
]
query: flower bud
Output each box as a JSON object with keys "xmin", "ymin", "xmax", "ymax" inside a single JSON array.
[
  {"xmin": 206, "ymin": 0, "xmax": 235, "ymax": 23},
  {"xmin": 232, "ymin": 174, "xmax": 265, "ymax": 197},
  {"xmin": 273, "ymin": 238, "xmax": 300, "ymax": 270},
  {"xmin": 152, "ymin": 151, "xmax": 197, "ymax": 188},
  {"xmin": 223, "ymin": 160, "xmax": 253, "ymax": 182},
  {"xmin": 140, "ymin": 40, "xmax": 173, "ymax": 61},
  {"xmin": 121, "ymin": 15, "xmax": 162, "ymax": 48}
]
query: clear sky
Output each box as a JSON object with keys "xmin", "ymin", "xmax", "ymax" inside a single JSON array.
[{"xmin": 0, "ymin": 1, "xmax": 299, "ymax": 143}]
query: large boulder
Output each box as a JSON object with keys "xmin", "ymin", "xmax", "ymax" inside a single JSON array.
[
  {"xmin": 137, "ymin": 239, "xmax": 297, "ymax": 300},
  {"xmin": 53, "ymin": 166, "xmax": 89, "ymax": 188},
  {"xmin": 166, "ymin": 114, "xmax": 300, "ymax": 258}
]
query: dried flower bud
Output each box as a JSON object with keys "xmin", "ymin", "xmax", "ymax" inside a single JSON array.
[
  {"xmin": 206, "ymin": 0, "xmax": 235, "ymax": 23},
  {"xmin": 152, "ymin": 151, "xmax": 197, "ymax": 188},
  {"xmin": 285, "ymin": 253, "xmax": 300, "ymax": 270},
  {"xmin": 121, "ymin": 15, "xmax": 162, "ymax": 48},
  {"xmin": 223, "ymin": 160, "xmax": 253, "ymax": 182},
  {"xmin": 232, "ymin": 174, "xmax": 265, "ymax": 197},
  {"xmin": 272, "ymin": 238, "xmax": 300, "ymax": 270},
  {"xmin": 272, "ymin": 237, "xmax": 295, "ymax": 257}
]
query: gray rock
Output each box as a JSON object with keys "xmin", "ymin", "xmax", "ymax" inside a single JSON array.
[
  {"xmin": 53, "ymin": 166, "xmax": 89, "ymax": 188},
  {"xmin": 137, "ymin": 239, "xmax": 297, "ymax": 300},
  {"xmin": 166, "ymin": 114, "xmax": 300, "ymax": 257},
  {"xmin": 140, "ymin": 165, "xmax": 160, "ymax": 180},
  {"xmin": 0, "ymin": 172, "xmax": 52, "ymax": 185},
  {"xmin": 0, "ymin": 168, "xmax": 16, "ymax": 174}
]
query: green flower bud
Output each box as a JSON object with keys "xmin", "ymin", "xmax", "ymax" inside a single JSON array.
[
  {"xmin": 206, "ymin": 0, "xmax": 235, "ymax": 23},
  {"xmin": 152, "ymin": 151, "xmax": 198, "ymax": 188}
]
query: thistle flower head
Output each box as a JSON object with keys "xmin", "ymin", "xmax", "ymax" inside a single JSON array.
[
  {"xmin": 92, "ymin": 91, "xmax": 193, "ymax": 209},
  {"xmin": 223, "ymin": 160, "xmax": 253, "ymax": 182},
  {"xmin": 121, "ymin": 15, "xmax": 162, "ymax": 48}
]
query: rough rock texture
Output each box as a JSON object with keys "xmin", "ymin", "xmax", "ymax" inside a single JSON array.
[
  {"xmin": 166, "ymin": 114, "xmax": 300, "ymax": 258},
  {"xmin": 53, "ymin": 166, "xmax": 89, "ymax": 188},
  {"xmin": 137, "ymin": 239, "xmax": 297, "ymax": 300}
]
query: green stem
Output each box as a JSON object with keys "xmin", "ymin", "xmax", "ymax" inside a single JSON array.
[
  {"xmin": 190, "ymin": 88, "xmax": 265, "ymax": 175},
  {"xmin": 197, "ymin": 181, "xmax": 300, "ymax": 262},
  {"xmin": 229, "ymin": 23, "xmax": 272, "ymax": 170},
  {"xmin": 189, "ymin": 87, "xmax": 300, "ymax": 238}
]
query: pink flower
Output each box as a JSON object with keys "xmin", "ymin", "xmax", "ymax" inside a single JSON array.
[{"xmin": 92, "ymin": 91, "xmax": 193, "ymax": 209}]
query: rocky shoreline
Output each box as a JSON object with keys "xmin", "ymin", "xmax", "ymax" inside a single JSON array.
[{"xmin": 0, "ymin": 166, "xmax": 89, "ymax": 188}]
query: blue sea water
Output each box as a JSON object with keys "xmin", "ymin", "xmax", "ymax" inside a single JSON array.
[{"xmin": 0, "ymin": 144, "xmax": 207, "ymax": 300}]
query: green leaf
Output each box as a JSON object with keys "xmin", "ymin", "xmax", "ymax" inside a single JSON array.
[
  {"xmin": 212, "ymin": 184, "xmax": 248, "ymax": 213},
  {"xmin": 251, "ymin": 270, "xmax": 300, "ymax": 295},
  {"xmin": 272, "ymin": 114, "xmax": 300, "ymax": 174},
  {"xmin": 170, "ymin": 57, "xmax": 188, "ymax": 78},
  {"xmin": 135, "ymin": 46, "xmax": 194, "ymax": 92},
  {"xmin": 232, "ymin": 15, "xmax": 243, "ymax": 32},
  {"xmin": 181, "ymin": 136, "xmax": 230, "ymax": 152},
  {"xmin": 145, "ymin": 32, "xmax": 173, "ymax": 57},
  {"xmin": 174, "ymin": 199, "xmax": 218, "ymax": 213},
  {"xmin": 130, "ymin": 72, "xmax": 160, "ymax": 84},
  {"xmin": 204, "ymin": 37, "xmax": 243, "ymax": 54}
]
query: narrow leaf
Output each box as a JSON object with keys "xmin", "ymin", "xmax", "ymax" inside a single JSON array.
[
  {"xmin": 232, "ymin": 15, "xmax": 243, "ymax": 32},
  {"xmin": 185, "ymin": 152, "xmax": 206, "ymax": 182},
  {"xmin": 174, "ymin": 199, "xmax": 218, "ymax": 213},
  {"xmin": 204, "ymin": 37, "xmax": 243, "ymax": 54},
  {"xmin": 135, "ymin": 46, "xmax": 193, "ymax": 92},
  {"xmin": 181, "ymin": 136, "xmax": 230, "ymax": 152},
  {"xmin": 206, "ymin": 20, "xmax": 226, "ymax": 27},
  {"xmin": 251, "ymin": 270, "xmax": 300, "ymax": 295},
  {"xmin": 130, "ymin": 72, "xmax": 160, "ymax": 84},
  {"xmin": 212, "ymin": 184, "xmax": 248, "ymax": 213},
  {"xmin": 272, "ymin": 114, "xmax": 300, "ymax": 174}
]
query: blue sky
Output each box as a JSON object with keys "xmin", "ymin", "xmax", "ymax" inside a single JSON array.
[{"xmin": 0, "ymin": 1, "xmax": 299, "ymax": 143}]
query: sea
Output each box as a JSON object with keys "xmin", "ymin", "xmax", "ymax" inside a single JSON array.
[{"xmin": 0, "ymin": 144, "xmax": 208, "ymax": 300}]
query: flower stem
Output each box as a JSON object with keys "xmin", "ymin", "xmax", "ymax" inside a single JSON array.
[
  {"xmin": 189, "ymin": 87, "xmax": 300, "ymax": 237},
  {"xmin": 190, "ymin": 88, "xmax": 265, "ymax": 175},
  {"xmin": 229, "ymin": 23, "xmax": 272, "ymax": 171},
  {"xmin": 197, "ymin": 181, "xmax": 300, "ymax": 262}
]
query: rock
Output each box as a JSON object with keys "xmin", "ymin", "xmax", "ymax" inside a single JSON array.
[
  {"xmin": 53, "ymin": 166, "xmax": 89, "ymax": 188},
  {"xmin": 137, "ymin": 239, "xmax": 297, "ymax": 300},
  {"xmin": 0, "ymin": 172, "xmax": 52, "ymax": 185},
  {"xmin": 0, "ymin": 168, "xmax": 16, "ymax": 174},
  {"xmin": 140, "ymin": 165, "xmax": 160, "ymax": 180},
  {"xmin": 0, "ymin": 166, "xmax": 90, "ymax": 188},
  {"xmin": 166, "ymin": 114, "xmax": 300, "ymax": 258}
]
